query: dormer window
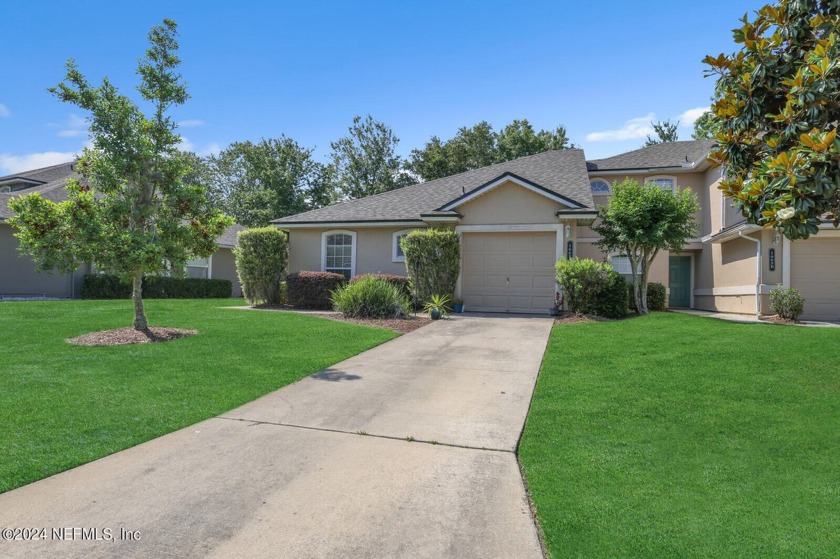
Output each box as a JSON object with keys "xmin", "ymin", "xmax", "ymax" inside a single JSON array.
[{"xmin": 0, "ymin": 186, "xmax": 10, "ymax": 193}]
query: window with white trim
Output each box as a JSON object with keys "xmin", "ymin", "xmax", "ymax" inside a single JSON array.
[
  {"xmin": 590, "ymin": 178, "xmax": 611, "ymax": 194},
  {"xmin": 645, "ymin": 175, "xmax": 676, "ymax": 191},
  {"xmin": 0, "ymin": 186, "xmax": 11, "ymax": 193},
  {"xmin": 186, "ymin": 256, "xmax": 211, "ymax": 279},
  {"xmin": 323, "ymin": 230, "xmax": 356, "ymax": 280},
  {"xmin": 392, "ymin": 229, "xmax": 414, "ymax": 263},
  {"xmin": 610, "ymin": 255, "xmax": 640, "ymax": 280}
]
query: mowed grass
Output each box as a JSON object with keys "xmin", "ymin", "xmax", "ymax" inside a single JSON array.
[
  {"xmin": 0, "ymin": 299, "xmax": 396, "ymax": 493},
  {"xmin": 520, "ymin": 312, "xmax": 840, "ymax": 558}
]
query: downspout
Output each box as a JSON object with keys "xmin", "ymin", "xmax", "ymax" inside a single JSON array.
[{"xmin": 739, "ymin": 231, "xmax": 761, "ymax": 316}]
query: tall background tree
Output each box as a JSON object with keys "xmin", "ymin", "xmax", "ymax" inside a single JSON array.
[
  {"xmin": 207, "ymin": 137, "xmax": 331, "ymax": 227},
  {"xmin": 9, "ymin": 20, "xmax": 232, "ymax": 331},
  {"xmin": 329, "ymin": 115, "xmax": 413, "ymax": 199},
  {"xmin": 704, "ymin": 0, "xmax": 840, "ymax": 239},
  {"xmin": 643, "ymin": 119, "xmax": 680, "ymax": 146},
  {"xmin": 691, "ymin": 110, "xmax": 718, "ymax": 140},
  {"xmin": 408, "ymin": 118, "xmax": 575, "ymax": 182},
  {"xmin": 593, "ymin": 179, "xmax": 699, "ymax": 314}
]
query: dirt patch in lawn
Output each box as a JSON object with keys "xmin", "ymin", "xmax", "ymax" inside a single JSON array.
[
  {"xmin": 308, "ymin": 313, "xmax": 432, "ymax": 334},
  {"xmin": 67, "ymin": 327, "xmax": 198, "ymax": 346}
]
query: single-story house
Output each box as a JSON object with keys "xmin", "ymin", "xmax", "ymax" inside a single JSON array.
[
  {"xmin": 274, "ymin": 140, "xmax": 840, "ymax": 321},
  {"xmin": 0, "ymin": 162, "xmax": 244, "ymax": 299}
]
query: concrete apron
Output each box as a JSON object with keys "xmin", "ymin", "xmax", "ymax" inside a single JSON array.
[{"xmin": 0, "ymin": 314, "xmax": 553, "ymax": 559}]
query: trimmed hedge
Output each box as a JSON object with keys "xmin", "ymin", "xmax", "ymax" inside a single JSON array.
[
  {"xmin": 627, "ymin": 281, "xmax": 668, "ymax": 312},
  {"xmin": 234, "ymin": 227, "xmax": 288, "ymax": 305},
  {"xmin": 589, "ymin": 271, "xmax": 629, "ymax": 319},
  {"xmin": 286, "ymin": 271, "xmax": 346, "ymax": 309},
  {"xmin": 350, "ymin": 273, "xmax": 411, "ymax": 298},
  {"xmin": 647, "ymin": 282, "xmax": 667, "ymax": 311},
  {"xmin": 555, "ymin": 258, "xmax": 628, "ymax": 318},
  {"xmin": 401, "ymin": 229, "xmax": 460, "ymax": 305},
  {"xmin": 82, "ymin": 274, "xmax": 232, "ymax": 299}
]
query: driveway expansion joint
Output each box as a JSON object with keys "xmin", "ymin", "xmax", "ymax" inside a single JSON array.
[{"xmin": 216, "ymin": 415, "xmax": 515, "ymax": 454}]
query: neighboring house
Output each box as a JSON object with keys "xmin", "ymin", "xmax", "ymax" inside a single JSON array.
[
  {"xmin": 274, "ymin": 140, "xmax": 840, "ymax": 321},
  {"xmin": 0, "ymin": 162, "xmax": 244, "ymax": 298}
]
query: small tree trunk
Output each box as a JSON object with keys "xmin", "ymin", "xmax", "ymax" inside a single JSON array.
[
  {"xmin": 638, "ymin": 259, "xmax": 650, "ymax": 315},
  {"xmin": 132, "ymin": 273, "xmax": 149, "ymax": 332},
  {"xmin": 629, "ymin": 253, "xmax": 642, "ymax": 315}
]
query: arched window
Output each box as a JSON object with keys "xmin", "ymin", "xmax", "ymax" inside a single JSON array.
[
  {"xmin": 590, "ymin": 178, "xmax": 611, "ymax": 194},
  {"xmin": 321, "ymin": 230, "xmax": 356, "ymax": 280}
]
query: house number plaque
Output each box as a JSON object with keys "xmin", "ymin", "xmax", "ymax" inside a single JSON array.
[
  {"xmin": 567, "ymin": 241, "xmax": 574, "ymax": 259},
  {"xmin": 769, "ymin": 248, "xmax": 776, "ymax": 271}
]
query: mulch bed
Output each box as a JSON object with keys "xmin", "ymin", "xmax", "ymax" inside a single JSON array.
[
  {"xmin": 759, "ymin": 315, "xmax": 804, "ymax": 325},
  {"xmin": 308, "ymin": 313, "xmax": 432, "ymax": 334},
  {"xmin": 67, "ymin": 327, "xmax": 198, "ymax": 346}
]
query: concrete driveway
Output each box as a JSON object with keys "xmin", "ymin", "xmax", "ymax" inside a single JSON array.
[{"xmin": 0, "ymin": 314, "xmax": 553, "ymax": 559}]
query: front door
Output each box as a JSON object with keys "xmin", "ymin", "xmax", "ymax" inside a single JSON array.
[{"xmin": 668, "ymin": 255, "xmax": 691, "ymax": 308}]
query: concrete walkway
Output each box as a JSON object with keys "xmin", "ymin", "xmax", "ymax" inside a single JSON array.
[{"xmin": 0, "ymin": 314, "xmax": 553, "ymax": 559}]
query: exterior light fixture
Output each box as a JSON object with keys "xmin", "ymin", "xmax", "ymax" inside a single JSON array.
[{"xmin": 773, "ymin": 233, "xmax": 781, "ymax": 246}]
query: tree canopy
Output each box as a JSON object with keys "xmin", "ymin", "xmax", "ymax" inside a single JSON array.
[
  {"xmin": 643, "ymin": 120, "xmax": 680, "ymax": 147},
  {"xmin": 207, "ymin": 137, "xmax": 332, "ymax": 227},
  {"xmin": 408, "ymin": 118, "xmax": 574, "ymax": 182},
  {"xmin": 329, "ymin": 115, "xmax": 413, "ymax": 200},
  {"xmin": 691, "ymin": 111, "xmax": 718, "ymax": 140},
  {"xmin": 593, "ymin": 179, "xmax": 699, "ymax": 314},
  {"xmin": 9, "ymin": 20, "xmax": 232, "ymax": 331},
  {"xmin": 704, "ymin": 0, "xmax": 840, "ymax": 239}
]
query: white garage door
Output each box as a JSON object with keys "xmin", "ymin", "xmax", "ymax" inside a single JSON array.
[
  {"xmin": 461, "ymin": 232, "xmax": 556, "ymax": 314},
  {"xmin": 791, "ymin": 237, "xmax": 840, "ymax": 321}
]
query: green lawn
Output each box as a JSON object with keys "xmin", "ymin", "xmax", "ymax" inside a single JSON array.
[
  {"xmin": 520, "ymin": 312, "xmax": 839, "ymax": 558},
  {"xmin": 0, "ymin": 299, "xmax": 396, "ymax": 494}
]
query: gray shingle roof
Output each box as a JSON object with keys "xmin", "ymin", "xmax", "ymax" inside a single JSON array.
[
  {"xmin": 0, "ymin": 161, "xmax": 242, "ymax": 248},
  {"xmin": 586, "ymin": 139, "xmax": 714, "ymax": 172},
  {"xmin": 274, "ymin": 149, "xmax": 593, "ymax": 224},
  {"xmin": 0, "ymin": 162, "xmax": 77, "ymax": 220}
]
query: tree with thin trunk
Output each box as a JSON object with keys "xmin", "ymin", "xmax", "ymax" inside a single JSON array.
[
  {"xmin": 9, "ymin": 20, "xmax": 232, "ymax": 331},
  {"xmin": 593, "ymin": 179, "xmax": 699, "ymax": 314},
  {"xmin": 644, "ymin": 120, "xmax": 680, "ymax": 147}
]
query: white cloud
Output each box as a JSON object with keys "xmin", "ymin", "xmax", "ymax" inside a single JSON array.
[
  {"xmin": 178, "ymin": 136, "xmax": 221, "ymax": 157},
  {"xmin": 676, "ymin": 106, "xmax": 710, "ymax": 126},
  {"xmin": 178, "ymin": 119, "xmax": 205, "ymax": 128},
  {"xmin": 586, "ymin": 113, "xmax": 656, "ymax": 142},
  {"xmin": 57, "ymin": 114, "xmax": 87, "ymax": 138},
  {"xmin": 0, "ymin": 151, "xmax": 80, "ymax": 174},
  {"xmin": 0, "ymin": 103, "xmax": 10, "ymax": 118}
]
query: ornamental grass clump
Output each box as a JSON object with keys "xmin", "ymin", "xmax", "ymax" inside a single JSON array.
[{"xmin": 331, "ymin": 276, "xmax": 412, "ymax": 319}]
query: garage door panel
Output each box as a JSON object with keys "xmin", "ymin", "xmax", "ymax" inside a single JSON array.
[
  {"xmin": 791, "ymin": 238, "xmax": 840, "ymax": 321},
  {"xmin": 461, "ymin": 232, "xmax": 556, "ymax": 314}
]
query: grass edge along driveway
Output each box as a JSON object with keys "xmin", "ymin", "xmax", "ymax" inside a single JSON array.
[
  {"xmin": 520, "ymin": 312, "xmax": 839, "ymax": 558},
  {"xmin": 0, "ymin": 299, "xmax": 396, "ymax": 494}
]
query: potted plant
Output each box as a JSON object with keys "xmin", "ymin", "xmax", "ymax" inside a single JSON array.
[
  {"xmin": 451, "ymin": 296, "xmax": 465, "ymax": 313},
  {"xmin": 423, "ymin": 294, "xmax": 451, "ymax": 320}
]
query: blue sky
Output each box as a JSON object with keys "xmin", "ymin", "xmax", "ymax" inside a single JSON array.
[{"xmin": 0, "ymin": 0, "xmax": 767, "ymax": 175}]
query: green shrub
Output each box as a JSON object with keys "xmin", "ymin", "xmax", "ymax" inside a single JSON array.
[
  {"xmin": 589, "ymin": 271, "xmax": 628, "ymax": 319},
  {"xmin": 401, "ymin": 229, "xmax": 460, "ymax": 304},
  {"xmin": 234, "ymin": 227, "xmax": 288, "ymax": 305},
  {"xmin": 81, "ymin": 274, "xmax": 131, "ymax": 299},
  {"xmin": 647, "ymin": 282, "xmax": 667, "ymax": 311},
  {"xmin": 81, "ymin": 274, "xmax": 232, "ymax": 299},
  {"xmin": 286, "ymin": 271, "xmax": 346, "ymax": 309},
  {"xmin": 770, "ymin": 285, "xmax": 805, "ymax": 320},
  {"xmin": 331, "ymin": 276, "xmax": 411, "ymax": 318},
  {"xmin": 350, "ymin": 273, "xmax": 411, "ymax": 298},
  {"xmin": 555, "ymin": 258, "xmax": 609, "ymax": 314}
]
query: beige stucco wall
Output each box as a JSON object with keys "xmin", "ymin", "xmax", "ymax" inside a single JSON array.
[
  {"xmin": 287, "ymin": 227, "xmax": 421, "ymax": 277},
  {"xmin": 212, "ymin": 247, "xmax": 242, "ymax": 297},
  {"xmin": 457, "ymin": 180, "xmax": 564, "ymax": 225},
  {"xmin": 0, "ymin": 222, "xmax": 87, "ymax": 298}
]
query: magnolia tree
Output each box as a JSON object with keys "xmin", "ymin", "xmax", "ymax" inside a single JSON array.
[
  {"xmin": 594, "ymin": 179, "xmax": 699, "ymax": 314},
  {"xmin": 9, "ymin": 20, "xmax": 232, "ymax": 331},
  {"xmin": 704, "ymin": 0, "xmax": 840, "ymax": 239}
]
